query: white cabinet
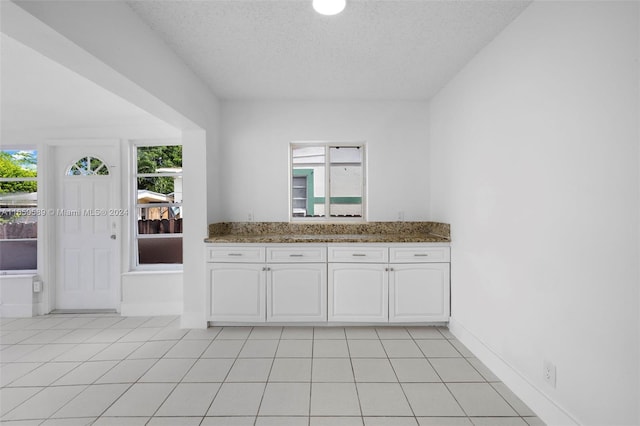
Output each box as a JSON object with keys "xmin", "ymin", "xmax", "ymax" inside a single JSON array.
[
  {"xmin": 207, "ymin": 246, "xmax": 265, "ymax": 262},
  {"xmin": 328, "ymin": 245, "xmax": 450, "ymax": 323},
  {"xmin": 207, "ymin": 245, "xmax": 327, "ymax": 323},
  {"xmin": 387, "ymin": 246, "xmax": 450, "ymax": 322},
  {"xmin": 268, "ymin": 263, "xmax": 326, "ymax": 322},
  {"xmin": 389, "ymin": 263, "xmax": 450, "ymax": 322},
  {"xmin": 328, "ymin": 263, "xmax": 388, "ymax": 322},
  {"xmin": 207, "ymin": 243, "xmax": 450, "ymax": 324},
  {"xmin": 328, "ymin": 246, "xmax": 388, "ymax": 263},
  {"xmin": 208, "ymin": 263, "xmax": 266, "ymax": 322},
  {"xmin": 389, "ymin": 246, "xmax": 450, "ymax": 263},
  {"xmin": 266, "ymin": 246, "xmax": 327, "ymax": 322}
]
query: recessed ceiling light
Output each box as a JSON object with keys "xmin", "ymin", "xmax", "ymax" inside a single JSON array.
[{"xmin": 313, "ymin": 0, "xmax": 346, "ymax": 16}]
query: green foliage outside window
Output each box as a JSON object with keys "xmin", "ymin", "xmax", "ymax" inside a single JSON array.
[
  {"xmin": 137, "ymin": 146, "xmax": 182, "ymax": 196},
  {"xmin": 0, "ymin": 152, "xmax": 37, "ymax": 194}
]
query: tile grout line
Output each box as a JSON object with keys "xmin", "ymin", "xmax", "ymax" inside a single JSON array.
[
  {"xmin": 144, "ymin": 326, "xmax": 213, "ymax": 424},
  {"xmin": 252, "ymin": 326, "xmax": 281, "ymax": 426},
  {"xmin": 74, "ymin": 318, "xmax": 182, "ymax": 424},
  {"xmin": 61, "ymin": 318, "xmax": 178, "ymax": 424},
  {"xmin": 408, "ymin": 327, "xmax": 473, "ymax": 421},
  {"xmin": 343, "ymin": 326, "xmax": 365, "ymax": 424},
  {"xmin": 377, "ymin": 326, "xmax": 418, "ymax": 423},
  {"xmin": 308, "ymin": 327, "xmax": 315, "ymax": 426},
  {"xmin": 199, "ymin": 326, "xmax": 255, "ymax": 424},
  {"xmin": 1, "ymin": 319, "xmax": 544, "ymax": 425}
]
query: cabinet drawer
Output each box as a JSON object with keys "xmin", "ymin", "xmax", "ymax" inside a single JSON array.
[
  {"xmin": 206, "ymin": 246, "xmax": 265, "ymax": 263},
  {"xmin": 328, "ymin": 246, "xmax": 389, "ymax": 263},
  {"xmin": 389, "ymin": 246, "xmax": 450, "ymax": 263},
  {"xmin": 267, "ymin": 246, "xmax": 327, "ymax": 263}
]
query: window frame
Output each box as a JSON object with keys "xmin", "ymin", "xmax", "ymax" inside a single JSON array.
[
  {"xmin": 131, "ymin": 140, "xmax": 183, "ymax": 271},
  {"xmin": 0, "ymin": 146, "xmax": 39, "ymax": 275},
  {"xmin": 289, "ymin": 141, "xmax": 367, "ymax": 223}
]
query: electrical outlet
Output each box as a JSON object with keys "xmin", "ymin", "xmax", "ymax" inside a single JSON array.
[
  {"xmin": 543, "ymin": 360, "xmax": 556, "ymax": 388},
  {"xmin": 398, "ymin": 211, "xmax": 405, "ymax": 221},
  {"xmin": 247, "ymin": 212, "xmax": 254, "ymax": 222}
]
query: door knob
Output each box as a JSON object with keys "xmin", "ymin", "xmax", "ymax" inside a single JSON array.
[{"xmin": 110, "ymin": 234, "xmax": 117, "ymax": 240}]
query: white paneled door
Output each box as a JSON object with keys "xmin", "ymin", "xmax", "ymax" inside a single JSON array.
[{"xmin": 54, "ymin": 144, "xmax": 120, "ymax": 310}]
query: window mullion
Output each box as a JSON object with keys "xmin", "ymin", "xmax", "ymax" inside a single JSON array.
[
  {"xmin": 325, "ymin": 145, "xmax": 331, "ymax": 218},
  {"xmin": 0, "ymin": 177, "xmax": 38, "ymax": 182}
]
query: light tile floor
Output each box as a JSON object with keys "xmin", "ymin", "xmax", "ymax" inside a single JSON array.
[{"xmin": 0, "ymin": 314, "xmax": 546, "ymax": 426}]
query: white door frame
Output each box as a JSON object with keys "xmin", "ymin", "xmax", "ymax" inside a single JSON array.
[{"xmin": 44, "ymin": 139, "xmax": 122, "ymax": 313}]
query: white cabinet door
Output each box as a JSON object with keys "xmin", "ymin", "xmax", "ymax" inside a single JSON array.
[
  {"xmin": 328, "ymin": 263, "xmax": 388, "ymax": 322},
  {"xmin": 267, "ymin": 264, "xmax": 327, "ymax": 322},
  {"xmin": 208, "ymin": 263, "xmax": 266, "ymax": 322},
  {"xmin": 389, "ymin": 263, "xmax": 450, "ymax": 322}
]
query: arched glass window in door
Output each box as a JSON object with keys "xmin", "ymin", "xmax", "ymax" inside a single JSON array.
[{"xmin": 66, "ymin": 156, "xmax": 110, "ymax": 176}]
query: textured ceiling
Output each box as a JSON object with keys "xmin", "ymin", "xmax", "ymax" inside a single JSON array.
[{"xmin": 127, "ymin": 0, "xmax": 531, "ymax": 100}]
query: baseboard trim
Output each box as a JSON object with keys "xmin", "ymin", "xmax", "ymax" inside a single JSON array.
[
  {"xmin": 449, "ymin": 318, "xmax": 580, "ymax": 426},
  {"xmin": 51, "ymin": 309, "xmax": 117, "ymax": 314}
]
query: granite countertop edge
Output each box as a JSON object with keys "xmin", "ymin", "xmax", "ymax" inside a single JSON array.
[
  {"xmin": 204, "ymin": 221, "xmax": 450, "ymax": 244},
  {"xmin": 204, "ymin": 233, "xmax": 449, "ymax": 244}
]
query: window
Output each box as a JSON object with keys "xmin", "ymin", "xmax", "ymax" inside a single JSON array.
[
  {"xmin": 290, "ymin": 142, "xmax": 365, "ymax": 221},
  {"xmin": 67, "ymin": 156, "xmax": 110, "ymax": 176},
  {"xmin": 134, "ymin": 144, "xmax": 183, "ymax": 267},
  {"xmin": 0, "ymin": 149, "xmax": 38, "ymax": 272}
]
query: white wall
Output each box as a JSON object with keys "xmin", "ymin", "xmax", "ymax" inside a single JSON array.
[
  {"xmin": 3, "ymin": 1, "xmax": 221, "ymax": 327},
  {"xmin": 430, "ymin": 2, "xmax": 639, "ymax": 425},
  {"xmin": 221, "ymin": 100, "xmax": 430, "ymax": 222},
  {"xmin": 0, "ymin": 275, "xmax": 40, "ymax": 317},
  {"xmin": 121, "ymin": 271, "xmax": 182, "ymax": 316}
]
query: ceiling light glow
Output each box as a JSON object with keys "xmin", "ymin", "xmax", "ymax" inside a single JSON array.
[{"xmin": 313, "ymin": 0, "xmax": 346, "ymax": 16}]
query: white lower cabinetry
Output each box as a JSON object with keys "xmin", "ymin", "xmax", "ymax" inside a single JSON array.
[
  {"xmin": 206, "ymin": 243, "xmax": 450, "ymax": 324},
  {"xmin": 207, "ymin": 245, "xmax": 327, "ymax": 323}
]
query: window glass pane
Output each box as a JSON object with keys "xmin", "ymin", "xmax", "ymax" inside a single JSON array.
[
  {"xmin": 0, "ymin": 240, "xmax": 37, "ymax": 270},
  {"xmin": 67, "ymin": 156, "xmax": 109, "ymax": 176},
  {"xmin": 0, "ymin": 150, "xmax": 38, "ymax": 270},
  {"xmin": 292, "ymin": 146, "xmax": 325, "ymax": 218},
  {"xmin": 137, "ymin": 207, "xmax": 182, "ymax": 234},
  {"xmin": 292, "ymin": 146, "xmax": 324, "ymax": 165},
  {"xmin": 329, "ymin": 147, "xmax": 363, "ymax": 217},
  {"xmin": 137, "ymin": 146, "xmax": 182, "ymax": 173},
  {"xmin": 0, "ymin": 184, "xmax": 38, "ymax": 236},
  {"xmin": 0, "ymin": 150, "xmax": 37, "ymax": 178},
  {"xmin": 0, "ymin": 183, "xmax": 37, "ymax": 209},
  {"xmin": 138, "ymin": 237, "xmax": 182, "ymax": 264},
  {"xmin": 137, "ymin": 177, "xmax": 183, "ymax": 203},
  {"xmin": 135, "ymin": 145, "xmax": 183, "ymax": 266}
]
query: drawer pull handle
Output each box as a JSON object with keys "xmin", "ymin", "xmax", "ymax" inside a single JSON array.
[
  {"xmin": 289, "ymin": 254, "xmax": 304, "ymax": 257},
  {"xmin": 352, "ymin": 253, "xmax": 367, "ymax": 257},
  {"xmin": 414, "ymin": 253, "xmax": 429, "ymax": 257},
  {"xmin": 227, "ymin": 253, "xmax": 243, "ymax": 256}
]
